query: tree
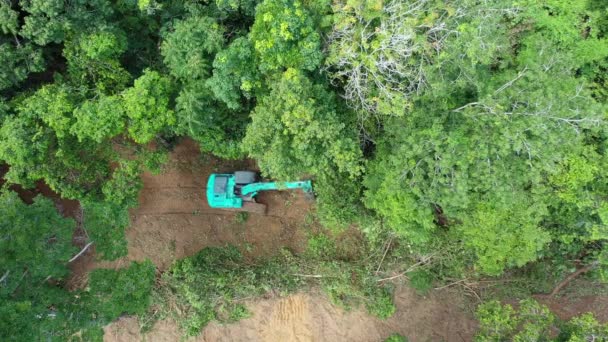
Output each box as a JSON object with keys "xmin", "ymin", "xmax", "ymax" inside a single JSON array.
[
  {"xmin": 0, "ymin": 90, "xmax": 113, "ymax": 199},
  {"xmin": 0, "ymin": 43, "xmax": 45, "ymax": 91},
  {"xmin": 561, "ymin": 313, "xmax": 608, "ymax": 341},
  {"xmin": 82, "ymin": 200, "xmax": 129, "ymax": 261},
  {"xmin": 249, "ymin": 0, "xmax": 322, "ymax": 72},
  {"xmin": 0, "ymin": 191, "xmax": 76, "ymax": 291},
  {"xmin": 17, "ymin": 83, "xmax": 78, "ymax": 138},
  {"xmin": 101, "ymin": 160, "xmax": 142, "ymax": 208},
  {"xmin": 325, "ymin": 0, "xmax": 441, "ymax": 118},
  {"xmin": 0, "ymin": 191, "xmax": 78, "ymax": 341},
  {"xmin": 19, "ymin": 0, "xmax": 114, "ymax": 45},
  {"xmin": 63, "ymin": 29, "xmax": 131, "ymax": 94},
  {"xmin": 362, "ymin": 0, "xmax": 608, "ymax": 276},
  {"xmin": 0, "ymin": 2, "xmax": 18, "ymax": 35},
  {"xmin": 215, "ymin": 0, "xmax": 258, "ymax": 18},
  {"xmin": 122, "ymin": 69, "xmax": 176, "ymax": 144},
  {"xmin": 206, "ymin": 37, "xmax": 261, "ymax": 110},
  {"xmin": 161, "ymin": 16, "xmax": 225, "ymax": 81},
  {"xmin": 242, "ymin": 68, "xmax": 362, "ymax": 180},
  {"xmin": 175, "ymin": 80, "xmax": 248, "ymax": 159},
  {"xmin": 459, "ymin": 193, "xmax": 551, "ymax": 275},
  {"xmin": 71, "ymin": 95, "xmax": 126, "ymax": 143}
]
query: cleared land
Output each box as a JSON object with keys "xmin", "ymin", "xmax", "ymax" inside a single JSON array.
[{"xmin": 4, "ymin": 140, "xmax": 606, "ymax": 342}]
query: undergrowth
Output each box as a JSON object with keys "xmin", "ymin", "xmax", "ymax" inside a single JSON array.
[{"xmin": 143, "ymin": 229, "xmax": 407, "ymax": 337}]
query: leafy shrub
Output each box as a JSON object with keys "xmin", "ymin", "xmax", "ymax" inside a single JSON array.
[
  {"xmin": 385, "ymin": 334, "xmax": 408, "ymax": 342},
  {"xmin": 364, "ymin": 285, "xmax": 396, "ymax": 319},
  {"xmin": 306, "ymin": 233, "xmax": 337, "ymax": 259},
  {"xmin": 306, "ymin": 233, "xmax": 396, "ymax": 319},
  {"xmin": 157, "ymin": 247, "xmax": 302, "ymax": 336},
  {"xmin": 475, "ymin": 299, "xmax": 555, "ymax": 342},
  {"xmin": 475, "ymin": 298, "xmax": 608, "ymax": 341},
  {"xmin": 101, "ymin": 160, "xmax": 142, "ymax": 208},
  {"xmin": 407, "ymin": 269, "xmax": 433, "ymax": 296},
  {"xmin": 88, "ymin": 260, "xmax": 156, "ymax": 321},
  {"xmin": 560, "ymin": 313, "xmax": 608, "ymax": 341},
  {"xmin": 82, "ymin": 200, "xmax": 130, "ymax": 261},
  {"xmin": 235, "ymin": 211, "xmax": 249, "ymax": 224}
]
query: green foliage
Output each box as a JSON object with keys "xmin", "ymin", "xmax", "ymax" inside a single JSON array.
[
  {"xmin": 82, "ymin": 200, "xmax": 129, "ymax": 260},
  {"xmin": 475, "ymin": 300, "xmax": 519, "ymax": 341},
  {"xmin": 305, "ymin": 232, "xmax": 396, "ymax": 319},
  {"xmin": 158, "ymin": 246, "xmax": 302, "ymax": 336},
  {"xmin": 154, "ymin": 239, "xmax": 400, "ymax": 337},
  {"xmin": 407, "ymin": 269, "xmax": 433, "ymax": 296},
  {"xmin": 1, "ymin": 0, "xmax": 608, "ymax": 340},
  {"xmin": 0, "ymin": 190, "xmax": 97, "ymax": 341},
  {"xmin": 325, "ymin": 0, "xmax": 430, "ymax": 117},
  {"xmin": 215, "ymin": 0, "xmax": 258, "ymax": 18},
  {"xmin": 88, "ymin": 260, "xmax": 155, "ymax": 321},
  {"xmin": 235, "ymin": 211, "xmax": 249, "ymax": 224},
  {"xmin": 71, "ymin": 95, "xmax": 126, "ymax": 142},
  {"xmin": 18, "ymin": 83, "xmax": 77, "ymax": 138},
  {"xmin": 384, "ymin": 334, "xmax": 408, "ymax": 342},
  {"xmin": 243, "ymin": 68, "xmax": 363, "ymax": 180},
  {"xmin": 63, "ymin": 30, "xmax": 131, "ymax": 93},
  {"xmin": 101, "ymin": 160, "xmax": 142, "ymax": 208},
  {"xmin": 19, "ymin": 0, "xmax": 113, "ymax": 45},
  {"xmin": 250, "ymin": 0, "xmax": 322, "ymax": 72},
  {"xmin": 0, "ymin": 191, "xmax": 76, "ymax": 291},
  {"xmin": 361, "ymin": 0, "xmax": 608, "ymax": 278},
  {"xmin": 122, "ymin": 69, "xmax": 176, "ymax": 143},
  {"xmin": 0, "ymin": 189, "xmax": 153, "ymax": 340},
  {"xmin": 161, "ymin": 16, "xmax": 225, "ymax": 81},
  {"xmin": 0, "ymin": 43, "xmax": 45, "ymax": 91},
  {"xmin": 175, "ymin": 80, "xmax": 247, "ymax": 159},
  {"xmin": 206, "ymin": 37, "xmax": 260, "ymax": 110},
  {"xmin": 560, "ymin": 313, "xmax": 608, "ymax": 341},
  {"xmin": 0, "ymin": 2, "xmax": 18, "ymax": 35},
  {"xmin": 80, "ymin": 30, "xmax": 128, "ymax": 60},
  {"xmin": 474, "ymin": 299, "xmax": 608, "ymax": 342},
  {"xmin": 460, "ymin": 194, "xmax": 551, "ymax": 276},
  {"xmin": 314, "ymin": 172, "xmax": 366, "ymax": 228},
  {"xmin": 364, "ymin": 168, "xmax": 435, "ymax": 245}
]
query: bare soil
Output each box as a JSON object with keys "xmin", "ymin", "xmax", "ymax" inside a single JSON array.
[
  {"xmin": 94, "ymin": 138, "xmax": 311, "ymax": 271},
  {"xmin": 104, "ymin": 286, "xmax": 478, "ymax": 342}
]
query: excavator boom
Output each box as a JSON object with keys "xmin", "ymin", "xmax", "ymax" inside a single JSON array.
[{"xmin": 241, "ymin": 180, "xmax": 312, "ymax": 198}]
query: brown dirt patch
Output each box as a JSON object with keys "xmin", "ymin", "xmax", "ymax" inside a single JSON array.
[
  {"xmin": 539, "ymin": 295, "xmax": 608, "ymax": 322},
  {"xmin": 94, "ymin": 138, "xmax": 310, "ymax": 271},
  {"xmin": 104, "ymin": 285, "xmax": 478, "ymax": 342}
]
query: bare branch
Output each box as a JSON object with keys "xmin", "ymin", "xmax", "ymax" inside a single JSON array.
[
  {"xmin": 68, "ymin": 241, "xmax": 94, "ymax": 263},
  {"xmin": 0, "ymin": 270, "xmax": 9, "ymax": 284}
]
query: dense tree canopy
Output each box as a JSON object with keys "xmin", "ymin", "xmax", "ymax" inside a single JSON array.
[
  {"xmin": 243, "ymin": 68, "xmax": 363, "ymax": 180},
  {"xmin": 0, "ymin": 0, "xmax": 607, "ymax": 339}
]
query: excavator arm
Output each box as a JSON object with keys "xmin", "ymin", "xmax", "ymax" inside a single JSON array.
[{"xmin": 241, "ymin": 180, "xmax": 313, "ymax": 198}]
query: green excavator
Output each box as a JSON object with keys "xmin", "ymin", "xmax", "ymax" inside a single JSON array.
[{"xmin": 206, "ymin": 171, "xmax": 313, "ymax": 214}]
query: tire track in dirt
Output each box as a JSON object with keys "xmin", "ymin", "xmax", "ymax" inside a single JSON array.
[
  {"xmin": 261, "ymin": 294, "xmax": 313, "ymax": 342},
  {"xmin": 104, "ymin": 286, "xmax": 479, "ymax": 342},
  {"xmin": 91, "ymin": 138, "xmax": 311, "ymax": 271}
]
